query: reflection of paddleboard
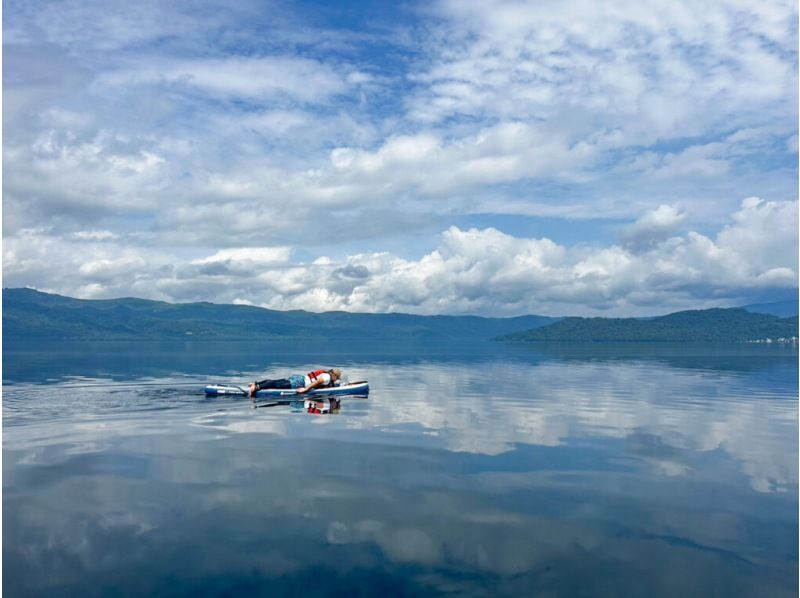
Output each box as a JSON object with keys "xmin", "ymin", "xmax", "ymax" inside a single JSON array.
[
  {"xmin": 204, "ymin": 380, "xmax": 369, "ymax": 398},
  {"xmin": 304, "ymin": 398, "xmax": 341, "ymax": 414}
]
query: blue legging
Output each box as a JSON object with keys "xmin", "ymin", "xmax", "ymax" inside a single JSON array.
[{"xmin": 254, "ymin": 374, "xmax": 305, "ymax": 390}]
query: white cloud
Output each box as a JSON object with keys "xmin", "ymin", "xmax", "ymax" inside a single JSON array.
[
  {"xmin": 71, "ymin": 230, "xmax": 118, "ymax": 241},
  {"xmin": 4, "ymin": 130, "xmax": 168, "ymax": 224},
  {"xmin": 192, "ymin": 247, "xmax": 292, "ymax": 267},
  {"xmin": 3, "ymin": 0, "xmax": 796, "ymax": 314},
  {"xmin": 322, "ymin": 121, "xmax": 597, "ymax": 201},
  {"xmin": 630, "ymin": 205, "xmax": 686, "ymax": 233},
  {"xmin": 3, "ymin": 228, "xmax": 173, "ymax": 300},
  {"xmin": 651, "ymin": 145, "xmax": 731, "ymax": 179},
  {"xmin": 98, "ymin": 56, "xmax": 353, "ymax": 104},
  {"xmin": 412, "ymin": 0, "xmax": 796, "ymax": 134},
  {"xmin": 716, "ymin": 197, "xmax": 799, "ymax": 275},
  {"xmin": 9, "ymin": 0, "xmax": 793, "ymax": 240},
  {"xmin": 7, "ymin": 0, "xmax": 285, "ymax": 62},
  {"xmin": 78, "ymin": 255, "xmax": 147, "ymax": 280},
  {"xmin": 4, "ymin": 199, "xmax": 796, "ymax": 316},
  {"xmin": 623, "ymin": 204, "xmax": 687, "ymax": 251}
]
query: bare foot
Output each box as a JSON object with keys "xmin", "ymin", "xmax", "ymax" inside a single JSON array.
[{"xmin": 249, "ymin": 383, "xmax": 257, "ymax": 398}]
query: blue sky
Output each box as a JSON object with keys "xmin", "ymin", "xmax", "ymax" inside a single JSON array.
[{"xmin": 4, "ymin": 0, "xmax": 798, "ymax": 316}]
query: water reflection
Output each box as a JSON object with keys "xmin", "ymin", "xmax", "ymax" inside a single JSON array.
[
  {"xmin": 4, "ymin": 339, "xmax": 797, "ymax": 383},
  {"xmin": 4, "ymin": 342, "xmax": 797, "ymax": 596}
]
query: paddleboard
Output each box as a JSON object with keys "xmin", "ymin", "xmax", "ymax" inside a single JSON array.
[{"xmin": 205, "ymin": 380, "xmax": 369, "ymax": 397}]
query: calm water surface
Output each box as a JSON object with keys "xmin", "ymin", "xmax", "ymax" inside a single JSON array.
[{"xmin": 3, "ymin": 341, "xmax": 798, "ymax": 596}]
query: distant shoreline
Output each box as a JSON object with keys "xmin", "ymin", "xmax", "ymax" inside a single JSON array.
[{"xmin": 4, "ymin": 288, "xmax": 798, "ymax": 344}]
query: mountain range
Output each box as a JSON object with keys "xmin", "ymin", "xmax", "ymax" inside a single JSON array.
[
  {"xmin": 3, "ymin": 288, "xmax": 797, "ymax": 343},
  {"xmin": 2, "ymin": 288, "xmax": 554, "ymax": 342},
  {"xmin": 500, "ymin": 308, "xmax": 798, "ymax": 343}
]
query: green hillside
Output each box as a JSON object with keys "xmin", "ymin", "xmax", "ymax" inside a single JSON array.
[
  {"xmin": 499, "ymin": 308, "xmax": 799, "ymax": 343},
  {"xmin": 2, "ymin": 288, "xmax": 555, "ymax": 341}
]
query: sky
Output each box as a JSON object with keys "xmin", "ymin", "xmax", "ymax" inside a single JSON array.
[{"xmin": 3, "ymin": 0, "xmax": 798, "ymax": 317}]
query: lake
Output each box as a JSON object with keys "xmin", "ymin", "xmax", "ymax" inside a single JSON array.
[{"xmin": 3, "ymin": 340, "xmax": 798, "ymax": 596}]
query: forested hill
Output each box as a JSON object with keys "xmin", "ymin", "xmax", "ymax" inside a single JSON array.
[
  {"xmin": 2, "ymin": 288, "xmax": 555, "ymax": 341},
  {"xmin": 499, "ymin": 308, "xmax": 799, "ymax": 343}
]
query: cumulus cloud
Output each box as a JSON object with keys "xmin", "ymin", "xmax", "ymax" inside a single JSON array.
[
  {"xmin": 716, "ymin": 197, "xmax": 798, "ymax": 275},
  {"xmin": 191, "ymin": 247, "xmax": 292, "ymax": 267},
  {"xmin": 325, "ymin": 121, "xmax": 597, "ymax": 197},
  {"xmin": 622, "ymin": 204, "xmax": 687, "ymax": 251},
  {"xmin": 4, "ymin": 199, "xmax": 796, "ymax": 316},
  {"xmin": 78, "ymin": 255, "xmax": 146, "ymax": 281},
  {"xmin": 3, "ymin": 0, "xmax": 797, "ymax": 313}
]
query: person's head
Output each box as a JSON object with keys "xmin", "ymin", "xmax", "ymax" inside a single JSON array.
[{"xmin": 330, "ymin": 368, "xmax": 342, "ymax": 381}]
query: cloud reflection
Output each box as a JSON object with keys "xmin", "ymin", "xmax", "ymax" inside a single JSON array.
[{"xmin": 4, "ymin": 346, "xmax": 796, "ymax": 595}]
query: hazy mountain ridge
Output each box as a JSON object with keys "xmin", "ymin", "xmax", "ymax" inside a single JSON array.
[
  {"xmin": 500, "ymin": 308, "xmax": 798, "ymax": 343},
  {"xmin": 741, "ymin": 300, "xmax": 799, "ymax": 318}
]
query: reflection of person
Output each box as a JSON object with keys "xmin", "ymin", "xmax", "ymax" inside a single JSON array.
[
  {"xmin": 305, "ymin": 398, "xmax": 341, "ymax": 415},
  {"xmin": 249, "ymin": 368, "xmax": 342, "ymax": 398}
]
